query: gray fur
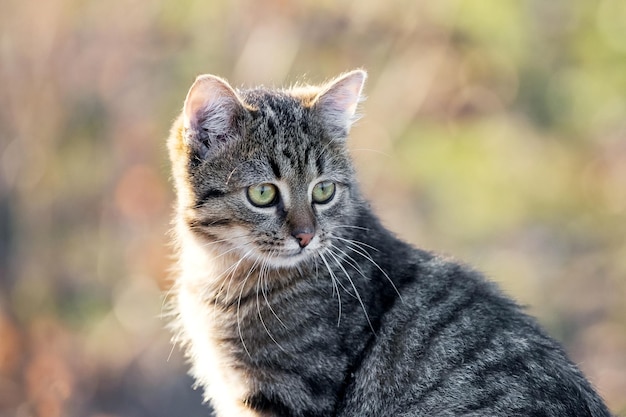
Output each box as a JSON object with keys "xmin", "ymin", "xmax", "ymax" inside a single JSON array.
[{"xmin": 167, "ymin": 71, "xmax": 612, "ymax": 417}]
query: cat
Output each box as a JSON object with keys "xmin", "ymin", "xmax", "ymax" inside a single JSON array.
[{"xmin": 166, "ymin": 70, "xmax": 612, "ymax": 417}]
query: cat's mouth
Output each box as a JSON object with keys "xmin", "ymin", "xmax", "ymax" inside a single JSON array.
[
  {"xmin": 257, "ymin": 243, "xmax": 320, "ymax": 268},
  {"xmin": 273, "ymin": 246, "xmax": 314, "ymax": 259},
  {"xmin": 279, "ymin": 249, "xmax": 306, "ymax": 257}
]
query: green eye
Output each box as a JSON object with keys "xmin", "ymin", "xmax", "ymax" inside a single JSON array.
[
  {"xmin": 312, "ymin": 181, "xmax": 336, "ymax": 204},
  {"xmin": 247, "ymin": 183, "xmax": 278, "ymax": 207}
]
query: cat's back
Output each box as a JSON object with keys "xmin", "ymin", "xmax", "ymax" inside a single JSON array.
[{"xmin": 337, "ymin": 232, "xmax": 611, "ymax": 417}]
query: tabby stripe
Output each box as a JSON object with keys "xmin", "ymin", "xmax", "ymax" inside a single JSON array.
[
  {"xmin": 409, "ymin": 326, "xmax": 499, "ymax": 407},
  {"xmin": 315, "ymin": 153, "xmax": 324, "ymax": 176},
  {"xmin": 187, "ymin": 218, "xmax": 233, "ymax": 230},
  {"xmin": 304, "ymin": 145, "xmax": 312, "ymax": 166},
  {"xmin": 463, "ymin": 388, "xmax": 507, "ymax": 412},
  {"xmin": 196, "ymin": 188, "xmax": 226, "ymax": 206},
  {"xmin": 418, "ymin": 288, "xmax": 480, "ymax": 352},
  {"xmin": 270, "ymin": 158, "xmax": 282, "ymax": 179}
]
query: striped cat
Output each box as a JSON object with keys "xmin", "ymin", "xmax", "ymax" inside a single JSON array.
[{"xmin": 167, "ymin": 70, "xmax": 612, "ymax": 417}]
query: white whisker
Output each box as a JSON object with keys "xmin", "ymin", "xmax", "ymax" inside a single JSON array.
[
  {"xmin": 330, "ymin": 244, "xmax": 367, "ymax": 280},
  {"xmin": 213, "ymin": 242, "xmax": 251, "ymax": 260},
  {"xmin": 237, "ymin": 255, "xmax": 262, "ymax": 358},
  {"xmin": 329, "ymin": 224, "xmax": 370, "ymax": 232},
  {"xmin": 261, "ymin": 261, "xmax": 287, "ymax": 329},
  {"xmin": 334, "ymin": 235, "xmax": 380, "ymax": 253},
  {"xmin": 200, "ymin": 233, "xmax": 252, "ymax": 248},
  {"xmin": 216, "ymin": 249, "xmax": 253, "ymax": 308},
  {"xmin": 225, "ymin": 159, "xmax": 266, "ymax": 186},
  {"xmin": 322, "ymin": 251, "xmax": 357, "ymax": 299},
  {"xmin": 319, "ymin": 252, "xmax": 342, "ymax": 326},
  {"xmin": 256, "ymin": 250, "xmax": 286, "ymax": 351},
  {"xmin": 335, "ymin": 237, "xmax": 403, "ymax": 302},
  {"xmin": 326, "ymin": 247, "xmax": 375, "ymax": 334},
  {"xmin": 160, "ymin": 283, "xmax": 176, "ymax": 318}
]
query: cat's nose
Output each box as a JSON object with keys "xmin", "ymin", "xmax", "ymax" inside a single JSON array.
[
  {"xmin": 292, "ymin": 229, "xmax": 315, "ymax": 248},
  {"xmin": 287, "ymin": 207, "xmax": 316, "ymax": 248}
]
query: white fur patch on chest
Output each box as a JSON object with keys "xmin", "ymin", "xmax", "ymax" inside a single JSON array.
[
  {"xmin": 174, "ymin": 228, "xmax": 261, "ymax": 417},
  {"xmin": 177, "ymin": 285, "xmax": 259, "ymax": 417}
]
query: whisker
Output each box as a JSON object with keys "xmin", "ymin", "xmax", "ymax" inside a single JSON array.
[
  {"xmin": 237, "ymin": 255, "xmax": 262, "ymax": 358},
  {"xmin": 326, "ymin": 247, "xmax": 375, "ymax": 335},
  {"xmin": 322, "ymin": 251, "xmax": 357, "ymax": 299},
  {"xmin": 319, "ymin": 252, "xmax": 342, "ymax": 327},
  {"xmin": 166, "ymin": 338, "xmax": 177, "ymax": 363},
  {"xmin": 160, "ymin": 283, "xmax": 176, "ymax": 318},
  {"xmin": 213, "ymin": 243, "xmax": 252, "ymax": 260},
  {"xmin": 261, "ymin": 260, "xmax": 287, "ymax": 329},
  {"xmin": 334, "ymin": 235, "xmax": 380, "ymax": 253},
  {"xmin": 337, "ymin": 238, "xmax": 403, "ymax": 303},
  {"xmin": 216, "ymin": 249, "xmax": 253, "ymax": 307},
  {"xmin": 200, "ymin": 233, "xmax": 253, "ymax": 248},
  {"xmin": 225, "ymin": 159, "xmax": 266, "ymax": 186},
  {"xmin": 330, "ymin": 245, "xmax": 367, "ymax": 280},
  {"xmin": 256, "ymin": 251, "xmax": 286, "ymax": 351},
  {"xmin": 329, "ymin": 225, "xmax": 370, "ymax": 232}
]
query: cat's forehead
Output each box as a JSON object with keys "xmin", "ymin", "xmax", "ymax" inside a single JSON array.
[
  {"xmin": 241, "ymin": 89, "xmax": 310, "ymax": 126},
  {"xmin": 207, "ymin": 89, "xmax": 346, "ymax": 185},
  {"xmin": 238, "ymin": 89, "xmax": 320, "ymax": 152}
]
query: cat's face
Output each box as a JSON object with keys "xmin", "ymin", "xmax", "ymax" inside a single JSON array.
[{"xmin": 169, "ymin": 71, "xmax": 366, "ymax": 270}]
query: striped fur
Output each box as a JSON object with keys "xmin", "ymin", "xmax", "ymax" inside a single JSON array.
[{"xmin": 167, "ymin": 71, "xmax": 612, "ymax": 417}]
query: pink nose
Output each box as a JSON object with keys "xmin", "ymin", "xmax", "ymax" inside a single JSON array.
[{"xmin": 293, "ymin": 231, "xmax": 314, "ymax": 248}]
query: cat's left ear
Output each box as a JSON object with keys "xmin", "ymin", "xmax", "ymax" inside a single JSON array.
[
  {"xmin": 183, "ymin": 74, "xmax": 245, "ymax": 157},
  {"xmin": 313, "ymin": 70, "xmax": 367, "ymax": 139}
]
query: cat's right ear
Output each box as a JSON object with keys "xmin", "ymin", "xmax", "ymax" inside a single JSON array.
[{"xmin": 183, "ymin": 74, "xmax": 244, "ymax": 158}]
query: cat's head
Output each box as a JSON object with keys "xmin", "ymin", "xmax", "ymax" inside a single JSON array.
[{"xmin": 169, "ymin": 70, "xmax": 367, "ymax": 269}]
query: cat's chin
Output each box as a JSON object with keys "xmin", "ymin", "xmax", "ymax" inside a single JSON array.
[{"xmin": 262, "ymin": 249, "xmax": 318, "ymax": 270}]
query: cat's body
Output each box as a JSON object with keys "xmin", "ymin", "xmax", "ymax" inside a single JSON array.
[{"xmin": 167, "ymin": 70, "xmax": 611, "ymax": 416}]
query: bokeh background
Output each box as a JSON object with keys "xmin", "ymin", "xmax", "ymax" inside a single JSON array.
[{"xmin": 1, "ymin": 0, "xmax": 625, "ymax": 416}]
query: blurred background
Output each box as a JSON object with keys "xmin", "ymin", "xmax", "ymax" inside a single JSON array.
[{"xmin": 1, "ymin": 0, "xmax": 625, "ymax": 416}]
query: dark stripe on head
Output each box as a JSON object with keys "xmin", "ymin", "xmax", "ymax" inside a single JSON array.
[
  {"xmin": 282, "ymin": 147, "xmax": 293, "ymax": 160},
  {"xmin": 196, "ymin": 189, "xmax": 226, "ymax": 206},
  {"xmin": 269, "ymin": 158, "xmax": 282, "ymax": 179},
  {"xmin": 187, "ymin": 218, "xmax": 233, "ymax": 230},
  {"xmin": 304, "ymin": 145, "xmax": 312, "ymax": 166},
  {"xmin": 315, "ymin": 153, "xmax": 325, "ymax": 176}
]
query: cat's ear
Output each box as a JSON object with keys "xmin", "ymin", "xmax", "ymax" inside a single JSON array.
[
  {"xmin": 313, "ymin": 70, "xmax": 367, "ymax": 139},
  {"xmin": 183, "ymin": 74, "xmax": 244, "ymax": 157}
]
